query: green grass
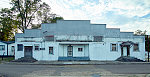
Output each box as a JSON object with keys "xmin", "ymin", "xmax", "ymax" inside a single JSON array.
[{"xmin": 0, "ymin": 57, "xmax": 14, "ymax": 63}]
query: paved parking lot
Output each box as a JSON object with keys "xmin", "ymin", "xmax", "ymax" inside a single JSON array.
[{"xmin": 0, "ymin": 64, "xmax": 150, "ymax": 77}]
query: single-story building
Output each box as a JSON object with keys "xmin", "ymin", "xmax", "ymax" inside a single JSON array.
[
  {"xmin": 0, "ymin": 41, "xmax": 15, "ymax": 56},
  {"xmin": 15, "ymin": 20, "xmax": 145, "ymax": 61}
]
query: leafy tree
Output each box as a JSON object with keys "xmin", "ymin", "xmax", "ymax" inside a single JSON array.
[
  {"xmin": 31, "ymin": 16, "xmax": 63, "ymax": 29},
  {"xmin": 134, "ymin": 29, "xmax": 147, "ymax": 35},
  {"xmin": 0, "ymin": 8, "xmax": 19, "ymax": 41},
  {"xmin": 10, "ymin": 0, "xmax": 63, "ymax": 32}
]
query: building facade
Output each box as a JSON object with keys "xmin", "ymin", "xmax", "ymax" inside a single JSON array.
[
  {"xmin": 15, "ymin": 20, "xmax": 145, "ymax": 61},
  {"xmin": 0, "ymin": 41, "xmax": 15, "ymax": 56}
]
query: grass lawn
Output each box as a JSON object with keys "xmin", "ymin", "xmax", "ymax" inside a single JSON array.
[{"xmin": 0, "ymin": 57, "xmax": 14, "ymax": 63}]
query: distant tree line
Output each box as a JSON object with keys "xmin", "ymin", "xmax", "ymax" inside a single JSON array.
[{"xmin": 0, "ymin": 0, "xmax": 63, "ymax": 41}]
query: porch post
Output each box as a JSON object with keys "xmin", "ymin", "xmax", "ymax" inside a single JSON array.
[
  {"xmin": 127, "ymin": 45, "xmax": 130, "ymax": 56},
  {"xmin": 121, "ymin": 45, "xmax": 123, "ymax": 56}
]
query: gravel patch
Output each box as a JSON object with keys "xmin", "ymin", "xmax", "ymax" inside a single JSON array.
[
  {"xmin": 116, "ymin": 56, "xmax": 145, "ymax": 62},
  {"xmin": 11, "ymin": 57, "xmax": 37, "ymax": 63}
]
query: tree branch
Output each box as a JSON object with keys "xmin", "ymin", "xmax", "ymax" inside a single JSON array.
[{"xmin": 26, "ymin": 5, "xmax": 42, "ymax": 27}]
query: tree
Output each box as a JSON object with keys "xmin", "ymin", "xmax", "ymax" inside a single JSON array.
[
  {"xmin": 0, "ymin": 8, "xmax": 19, "ymax": 41},
  {"xmin": 31, "ymin": 16, "xmax": 63, "ymax": 29},
  {"xmin": 11, "ymin": 0, "xmax": 63, "ymax": 32},
  {"xmin": 134, "ymin": 29, "xmax": 147, "ymax": 35}
]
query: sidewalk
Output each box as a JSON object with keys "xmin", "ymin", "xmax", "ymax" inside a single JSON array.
[{"xmin": 2, "ymin": 61, "xmax": 150, "ymax": 65}]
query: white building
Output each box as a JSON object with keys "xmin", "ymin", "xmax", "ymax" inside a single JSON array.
[
  {"xmin": 0, "ymin": 41, "xmax": 15, "ymax": 56},
  {"xmin": 15, "ymin": 20, "xmax": 145, "ymax": 61}
]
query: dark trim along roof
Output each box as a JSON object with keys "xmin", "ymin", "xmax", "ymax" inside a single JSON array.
[{"xmin": 0, "ymin": 41, "xmax": 15, "ymax": 44}]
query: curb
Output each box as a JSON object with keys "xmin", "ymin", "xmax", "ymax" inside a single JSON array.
[{"xmin": 2, "ymin": 61, "xmax": 150, "ymax": 65}]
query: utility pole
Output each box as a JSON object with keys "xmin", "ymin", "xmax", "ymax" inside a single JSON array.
[
  {"xmin": 148, "ymin": 35, "xmax": 149, "ymax": 62},
  {"xmin": 146, "ymin": 35, "xmax": 149, "ymax": 62}
]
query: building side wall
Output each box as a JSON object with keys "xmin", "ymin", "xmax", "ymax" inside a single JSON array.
[
  {"xmin": 0, "ymin": 42, "xmax": 7, "ymax": 55},
  {"xmin": 15, "ymin": 42, "xmax": 24, "ymax": 59},
  {"xmin": 8, "ymin": 43, "xmax": 15, "ymax": 56}
]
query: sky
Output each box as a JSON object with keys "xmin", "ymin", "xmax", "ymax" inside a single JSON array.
[{"xmin": 0, "ymin": 0, "xmax": 150, "ymax": 34}]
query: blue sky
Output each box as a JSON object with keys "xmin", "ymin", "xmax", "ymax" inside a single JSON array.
[{"xmin": 1, "ymin": 0, "xmax": 150, "ymax": 34}]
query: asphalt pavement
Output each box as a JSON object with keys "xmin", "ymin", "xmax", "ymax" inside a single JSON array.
[{"xmin": 0, "ymin": 64, "xmax": 150, "ymax": 77}]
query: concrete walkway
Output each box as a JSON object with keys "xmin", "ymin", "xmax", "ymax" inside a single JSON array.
[{"xmin": 2, "ymin": 61, "xmax": 150, "ymax": 65}]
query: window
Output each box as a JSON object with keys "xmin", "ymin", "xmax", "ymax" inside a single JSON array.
[
  {"xmin": 45, "ymin": 35, "xmax": 54, "ymax": 41},
  {"xmin": 94, "ymin": 36, "xmax": 103, "ymax": 42},
  {"xmin": 17, "ymin": 44, "xmax": 23, "ymax": 51},
  {"xmin": 11, "ymin": 46, "xmax": 15, "ymax": 52},
  {"xmin": 78, "ymin": 48, "xmax": 83, "ymax": 52},
  {"xmin": 111, "ymin": 44, "xmax": 117, "ymax": 51},
  {"xmin": 34, "ymin": 44, "xmax": 39, "ymax": 51},
  {"xmin": 134, "ymin": 44, "xmax": 139, "ymax": 51},
  {"xmin": 0, "ymin": 45, "xmax": 5, "ymax": 50},
  {"xmin": 49, "ymin": 47, "xmax": 53, "ymax": 54}
]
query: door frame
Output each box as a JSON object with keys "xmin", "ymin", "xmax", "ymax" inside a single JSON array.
[
  {"xmin": 67, "ymin": 45, "xmax": 73, "ymax": 57},
  {"xmin": 121, "ymin": 45, "xmax": 130, "ymax": 56},
  {"xmin": 24, "ymin": 46, "xmax": 33, "ymax": 57}
]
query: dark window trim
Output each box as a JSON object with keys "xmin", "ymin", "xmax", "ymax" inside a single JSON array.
[{"xmin": 17, "ymin": 44, "xmax": 23, "ymax": 51}]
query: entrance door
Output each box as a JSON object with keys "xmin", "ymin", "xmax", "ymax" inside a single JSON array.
[
  {"xmin": 123, "ymin": 47, "xmax": 127, "ymax": 56},
  {"xmin": 67, "ymin": 45, "xmax": 73, "ymax": 57},
  {"xmin": 24, "ymin": 46, "xmax": 33, "ymax": 57},
  {"xmin": 122, "ymin": 46, "xmax": 130, "ymax": 56}
]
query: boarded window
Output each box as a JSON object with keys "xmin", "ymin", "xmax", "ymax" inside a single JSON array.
[
  {"xmin": 0, "ymin": 45, "xmax": 5, "ymax": 50},
  {"xmin": 94, "ymin": 36, "xmax": 103, "ymax": 42},
  {"xmin": 111, "ymin": 44, "xmax": 117, "ymax": 51},
  {"xmin": 17, "ymin": 44, "xmax": 23, "ymax": 51},
  {"xmin": 49, "ymin": 47, "xmax": 53, "ymax": 54},
  {"xmin": 134, "ymin": 44, "xmax": 139, "ymax": 51},
  {"xmin": 34, "ymin": 44, "xmax": 39, "ymax": 51},
  {"xmin": 45, "ymin": 35, "xmax": 54, "ymax": 41},
  {"xmin": 78, "ymin": 48, "xmax": 83, "ymax": 52}
]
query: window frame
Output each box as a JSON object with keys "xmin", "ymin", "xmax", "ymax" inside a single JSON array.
[
  {"xmin": 110, "ymin": 43, "xmax": 118, "ymax": 51},
  {"xmin": 34, "ymin": 44, "xmax": 39, "ymax": 51},
  {"xmin": 0, "ymin": 45, "xmax": 5, "ymax": 50},
  {"xmin": 49, "ymin": 47, "xmax": 54, "ymax": 54},
  {"xmin": 133, "ymin": 43, "xmax": 139, "ymax": 51},
  {"xmin": 17, "ymin": 44, "xmax": 23, "ymax": 51}
]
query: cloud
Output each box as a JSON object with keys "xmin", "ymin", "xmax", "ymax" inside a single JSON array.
[{"xmin": 43, "ymin": 0, "xmax": 150, "ymax": 34}]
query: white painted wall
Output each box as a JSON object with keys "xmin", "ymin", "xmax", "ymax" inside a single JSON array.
[
  {"xmin": 89, "ymin": 42, "xmax": 106, "ymax": 60},
  {"xmin": 0, "ymin": 42, "xmax": 15, "ymax": 56},
  {"xmin": 55, "ymin": 35, "xmax": 93, "ymax": 41},
  {"xmin": 8, "ymin": 43, "xmax": 15, "ymax": 55},
  {"xmin": 0, "ymin": 42, "xmax": 7, "ymax": 55},
  {"xmin": 15, "ymin": 36, "xmax": 145, "ymax": 61}
]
